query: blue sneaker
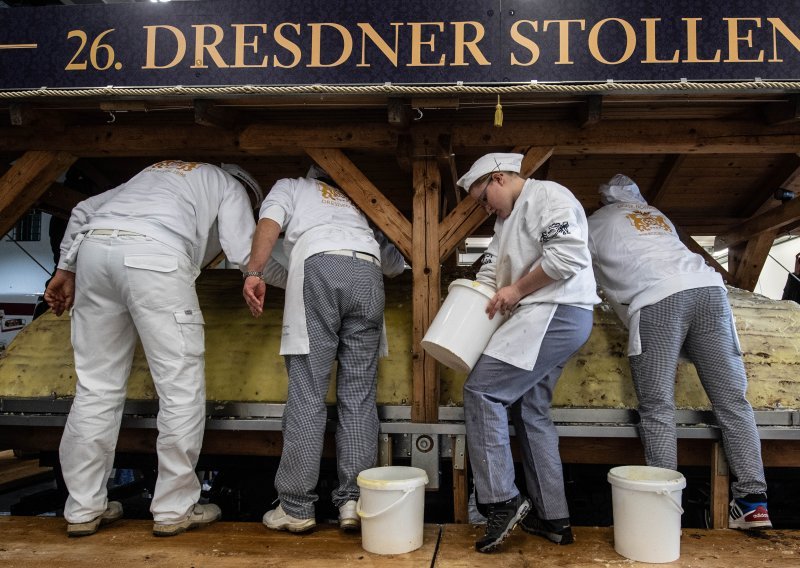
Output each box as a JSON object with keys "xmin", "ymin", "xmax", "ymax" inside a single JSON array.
[{"xmin": 729, "ymin": 497, "xmax": 772, "ymax": 530}]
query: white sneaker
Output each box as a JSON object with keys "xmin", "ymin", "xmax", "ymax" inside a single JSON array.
[
  {"xmin": 339, "ymin": 500, "xmax": 360, "ymax": 531},
  {"xmin": 67, "ymin": 501, "xmax": 123, "ymax": 537},
  {"xmin": 152, "ymin": 503, "xmax": 222, "ymax": 537},
  {"xmin": 263, "ymin": 504, "xmax": 316, "ymax": 533}
]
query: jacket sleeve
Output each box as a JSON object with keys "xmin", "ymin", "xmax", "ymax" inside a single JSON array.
[
  {"xmin": 216, "ymin": 171, "xmax": 257, "ymax": 268},
  {"xmin": 475, "ymin": 235, "xmax": 499, "ymax": 288},
  {"xmin": 535, "ymin": 205, "xmax": 592, "ymax": 281},
  {"xmin": 373, "ymin": 228, "xmax": 406, "ymax": 277}
]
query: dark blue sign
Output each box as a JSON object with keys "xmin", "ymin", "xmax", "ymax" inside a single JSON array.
[{"xmin": 0, "ymin": 0, "xmax": 798, "ymax": 90}]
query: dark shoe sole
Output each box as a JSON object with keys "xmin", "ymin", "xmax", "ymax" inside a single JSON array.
[
  {"xmin": 521, "ymin": 523, "xmax": 574, "ymax": 545},
  {"xmin": 475, "ymin": 498, "xmax": 531, "ymax": 553}
]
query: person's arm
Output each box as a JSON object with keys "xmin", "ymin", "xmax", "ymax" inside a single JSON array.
[
  {"xmin": 373, "ymin": 228, "xmax": 406, "ymax": 277},
  {"xmin": 486, "ymin": 264, "xmax": 555, "ymax": 319},
  {"xmin": 242, "ymin": 218, "xmax": 282, "ymax": 317}
]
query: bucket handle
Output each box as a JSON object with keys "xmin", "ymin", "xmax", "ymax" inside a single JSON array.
[
  {"xmin": 356, "ymin": 488, "xmax": 415, "ymax": 519},
  {"xmin": 657, "ymin": 489, "xmax": 685, "ymax": 515}
]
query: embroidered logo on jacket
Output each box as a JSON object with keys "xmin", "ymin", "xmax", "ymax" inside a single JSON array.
[
  {"xmin": 540, "ymin": 222, "xmax": 570, "ymax": 243},
  {"xmin": 625, "ymin": 210, "xmax": 672, "ymax": 233}
]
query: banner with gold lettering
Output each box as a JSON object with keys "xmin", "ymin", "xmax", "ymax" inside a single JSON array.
[{"xmin": 0, "ymin": 0, "xmax": 798, "ymax": 91}]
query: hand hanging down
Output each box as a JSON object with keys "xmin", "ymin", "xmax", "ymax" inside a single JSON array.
[{"xmin": 44, "ymin": 269, "xmax": 76, "ymax": 316}]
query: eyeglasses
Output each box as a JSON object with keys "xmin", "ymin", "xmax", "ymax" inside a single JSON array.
[{"xmin": 474, "ymin": 175, "xmax": 493, "ymax": 204}]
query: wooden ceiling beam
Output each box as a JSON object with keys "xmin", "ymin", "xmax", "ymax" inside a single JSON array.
[
  {"xmin": 520, "ymin": 147, "xmax": 554, "ymax": 179},
  {"xmin": 438, "ymin": 198, "xmax": 489, "ymax": 261},
  {"xmin": 0, "ymin": 151, "xmax": 77, "ymax": 236},
  {"xmin": 648, "ymin": 154, "xmax": 686, "ymax": 208},
  {"xmin": 436, "ymin": 134, "xmax": 461, "ymax": 209},
  {"xmin": 763, "ymin": 94, "xmax": 800, "ymax": 126},
  {"xmin": 737, "ymin": 153, "xmax": 800, "ymax": 218},
  {"xmin": 9, "ymin": 103, "xmax": 66, "ymax": 132},
  {"xmin": 675, "ymin": 226, "xmax": 733, "ymax": 283},
  {"xmin": 1, "ymin": 119, "xmax": 799, "ymax": 155},
  {"xmin": 194, "ymin": 99, "xmax": 238, "ymax": 130},
  {"xmin": 580, "ymin": 95, "xmax": 603, "ymax": 128},
  {"xmin": 714, "ymin": 195, "xmax": 800, "ymax": 251},
  {"xmin": 727, "ymin": 231, "xmax": 777, "ymax": 291},
  {"xmin": 303, "ymin": 147, "xmax": 412, "ymax": 259},
  {"xmin": 35, "ymin": 182, "xmax": 86, "ymax": 220}
]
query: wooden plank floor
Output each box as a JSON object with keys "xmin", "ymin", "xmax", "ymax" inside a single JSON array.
[{"xmin": 1, "ymin": 517, "xmax": 799, "ymax": 568}]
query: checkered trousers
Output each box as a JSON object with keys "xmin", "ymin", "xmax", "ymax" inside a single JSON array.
[
  {"xmin": 629, "ymin": 287, "xmax": 767, "ymax": 497},
  {"xmin": 275, "ymin": 253, "xmax": 384, "ymax": 518}
]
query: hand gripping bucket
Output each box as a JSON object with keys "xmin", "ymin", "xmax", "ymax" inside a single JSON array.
[
  {"xmin": 421, "ymin": 279, "xmax": 505, "ymax": 373},
  {"xmin": 607, "ymin": 466, "xmax": 686, "ymax": 563},
  {"xmin": 356, "ymin": 466, "xmax": 428, "ymax": 555}
]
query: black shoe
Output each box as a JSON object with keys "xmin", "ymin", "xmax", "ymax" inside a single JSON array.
[
  {"xmin": 520, "ymin": 512, "xmax": 574, "ymax": 545},
  {"xmin": 475, "ymin": 495, "xmax": 531, "ymax": 553}
]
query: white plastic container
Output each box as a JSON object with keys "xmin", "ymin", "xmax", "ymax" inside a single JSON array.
[
  {"xmin": 421, "ymin": 279, "xmax": 505, "ymax": 373},
  {"xmin": 607, "ymin": 465, "xmax": 686, "ymax": 563},
  {"xmin": 356, "ymin": 466, "xmax": 429, "ymax": 555}
]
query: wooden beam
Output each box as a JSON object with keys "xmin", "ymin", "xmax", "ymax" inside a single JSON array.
[
  {"xmin": 714, "ymin": 196, "xmax": 800, "ymax": 251},
  {"xmin": 437, "ymin": 134, "xmax": 461, "ymax": 209},
  {"xmin": 763, "ymin": 94, "xmax": 800, "ymax": 125},
  {"xmin": 727, "ymin": 231, "xmax": 777, "ymax": 291},
  {"xmin": 194, "ymin": 99, "xmax": 237, "ymax": 130},
  {"xmin": 0, "ymin": 151, "xmax": 77, "ymax": 237},
  {"xmin": 738, "ymin": 153, "xmax": 800, "ymax": 218},
  {"xmin": 411, "ymin": 155, "xmax": 441, "ymax": 423},
  {"xmin": 9, "ymin": 103, "xmax": 66, "ymax": 132},
  {"xmin": 580, "ymin": 95, "xmax": 603, "ymax": 128},
  {"xmin": 303, "ymin": 148, "xmax": 412, "ymax": 260},
  {"xmin": 710, "ymin": 442, "xmax": 730, "ymax": 529},
  {"xmin": 4, "ymin": 118, "xmax": 800, "ymax": 156},
  {"xmin": 35, "ymin": 182, "xmax": 87, "ymax": 220},
  {"xmin": 675, "ymin": 227, "xmax": 733, "ymax": 284},
  {"xmin": 519, "ymin": 147, "xmax": 554, "ymax": 179},
  {"xmin": 648, "ymin": 154, "xmax": 686, "ymax": 208},
  {"xmin": 439, "ymin": 199, "xmax": 489, "ymax": 261},
  {"xmin": 387, "ymin": 97, "xmax": 411, "ymax": 130}
]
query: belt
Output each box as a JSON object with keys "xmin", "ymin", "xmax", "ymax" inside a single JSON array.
[
  {"xmin": 86, "ymin": 229, "xmax": 145, "ymax": 237},
  {"xmin": 320, "ymin": 249, "xmax": 380, "ymax": 267}
]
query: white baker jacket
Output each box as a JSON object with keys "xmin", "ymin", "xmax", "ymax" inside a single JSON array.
[
  {"xmin": 259, "ymin": 177, "xmax": 399, "ymax": 355},
  {"xmin": 477, "ymin": 179, "xmax": 599, "ymax": 370}
]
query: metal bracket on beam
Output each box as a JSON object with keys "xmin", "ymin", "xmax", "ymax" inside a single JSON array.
[
  {"xmin": 453, "ymin": 434, "xmax": 466, "ymax": 470},
  {"xmin": 411, "ymin": 433, "xmax": 440, "ymax": 490},
  {"xmin": 378, "ymin": 433, "xmax": 392, "ymax": 466}
]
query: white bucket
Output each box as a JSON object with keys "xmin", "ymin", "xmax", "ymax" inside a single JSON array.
[
  {"xmin": 356, "ymin": 466, "xmax": 429, "ymax": 555},
  {"xmin": 607, "ymin": 466, "xmax": 686, "ymax": 564},
  {"xmin": 421, "ymin": 279, "xmax": 505, "ymax": 373}
]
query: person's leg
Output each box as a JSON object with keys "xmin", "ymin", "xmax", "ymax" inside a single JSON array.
[
  {"xmin": 684, "ymin": 287, "xmax": 767, "ymax": 498},
  {"xmin": 60, "ymin": 236, "xmax": 136, "ymax": 525},
  {"xmin": 273, "ymin": 255, "xmax": 342, "ymax": 520},
  {"xmin": 628, "ymin": 292, "xmax": 692, "ymax": 470},
  {"xmin": 331, "ymin": 257, "xmax": 384, "ymax": 508},
  {"xmin": 120, "ymin": 240, "xmax": 208, "ymax": 525},
  {"xmin": 513, "ymin": 305, "xmax": 593, "ymax": 523}
]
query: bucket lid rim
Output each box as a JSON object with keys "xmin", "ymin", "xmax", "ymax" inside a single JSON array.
[{"xmin": 448, "ymin": 278, "xmax": 497, "ymax": 300}]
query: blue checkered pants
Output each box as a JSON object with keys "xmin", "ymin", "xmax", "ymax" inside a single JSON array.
[
  {"xmin": 629, "ymin": 287, "xmax": 767, "ymax": 497},
  {"xmin": 275, "ymin": 253, "xmax": 384, "ymax": 519}
]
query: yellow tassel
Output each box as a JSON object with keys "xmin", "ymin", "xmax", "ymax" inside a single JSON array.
[{"xmin": 494, "ymin": 95, "xmax": 503, "ymax": 127}]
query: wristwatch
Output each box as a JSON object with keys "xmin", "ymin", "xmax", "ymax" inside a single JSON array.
[{"xmin": 242, "ymin": 270, "xmax": 263, "ymax": 280}]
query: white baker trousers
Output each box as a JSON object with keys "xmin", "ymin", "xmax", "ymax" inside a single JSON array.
[{"xmin": 59, "ymin": 233, "xmax": 206, "ymax": 524}]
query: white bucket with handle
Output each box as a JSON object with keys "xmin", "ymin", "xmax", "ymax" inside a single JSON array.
[
  {"xmin": 356, "ymin": 466, "xmax": 428, "ymax": 555},
  {"xmin": 421, "ymin": 279, "xmax": 505, "ymax": 373},
  {"xmin": 607, "ymin": 465, "xmax": 686, "ymax": 563}
]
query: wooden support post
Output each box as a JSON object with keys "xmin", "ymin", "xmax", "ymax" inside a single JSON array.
[
  {"xmin": 710, "ymin": 442, "xmax": 730, "ymax": 529},
  {"xmin": 411, "ymin": 153, "xmax": 441, "ymax": 423},
  {"xmin": 0, "ymin": 151, "xmax": 77, "ymax": 237},
  {"xmin": 452, "ymin": 435, "xmax": 469, "ymax": 523}
]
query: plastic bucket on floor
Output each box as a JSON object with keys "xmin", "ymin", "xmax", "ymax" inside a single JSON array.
[
  {"xmin": 356, "ymin": 466, "xmax": 429, "ymax": 555},
  {"xmin": 607, "ymin": 465, "xmax": 686, "ymax": 563},
  {"xmin": 421, "ymin": 279, "xmax": 505, "ymax": 373}
]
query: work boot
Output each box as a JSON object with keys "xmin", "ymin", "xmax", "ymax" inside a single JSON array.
[
  {"xmin": 262, "ymin": 504, "xmax": 316, "ymax": 533},
  {"xmin": 66, "ymin": 501, "xmax": 123, "ymax": 537},
  {"xmin": 338, "ymin": 500, "xmax": 360, "ymax": 531},
  {"xmin": 152, "ymin": 503, "xmax": 222, "ymax": 537},
  {"xmin": 475, "ymin": 494, "xmax": 531, "ymax": 553},
  {"xmin": 520, "ymin": 512, "xmax": 574, "ymax": 545}
]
